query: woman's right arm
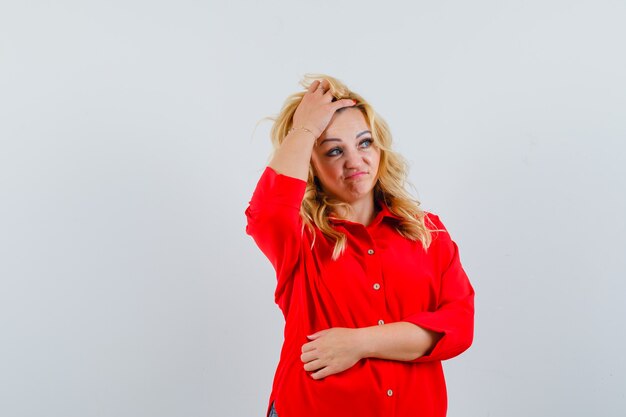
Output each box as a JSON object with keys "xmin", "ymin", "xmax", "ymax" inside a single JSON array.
[
  {"xmin": 268, "ymin": 79, "xmax": 356, "ymax": 180},
  {"xmin": 245, "ymin": 80, "xmax": 355, "ymax": 286}
]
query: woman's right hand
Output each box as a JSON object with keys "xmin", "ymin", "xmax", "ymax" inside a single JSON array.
[
  {"xmin": 291, "ymin": 79, "xmax": 356, "ymax": 138},
  {"xmin": 269, "ymin": 79, "xmax": 355, "ymax": 180}
]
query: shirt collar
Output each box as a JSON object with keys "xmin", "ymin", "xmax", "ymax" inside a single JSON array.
[{"xmin": 328, "ymin": 201, "xmax": 402, "ymax": 227}]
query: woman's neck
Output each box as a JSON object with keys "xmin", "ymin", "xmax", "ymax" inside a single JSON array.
[{"xmin": 335, "ymin": 196, "xmax": 378, "ymax": 226}]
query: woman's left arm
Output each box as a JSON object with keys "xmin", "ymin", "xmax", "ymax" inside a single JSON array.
[
  {"xmin": 301, "ymin": 215, "xmax": 474, "ymax": 379},
  {"xmin": 301, "ymin": 322, "xmax": 441, "ymax": 380}
]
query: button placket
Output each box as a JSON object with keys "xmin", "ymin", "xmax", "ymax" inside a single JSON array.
[{"xmin": 361, "ymin": 230, "xmax": 387, "ymax": 330}]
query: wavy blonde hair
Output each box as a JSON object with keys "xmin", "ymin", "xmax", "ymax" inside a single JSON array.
[{"xmin": 269, "ymin": 74, "xmax": 433, "ymax": 259}]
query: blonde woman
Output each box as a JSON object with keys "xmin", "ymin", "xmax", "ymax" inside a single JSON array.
[{"xmin": 245, "ymin": 75, "xmax": 474, "ymax": 417}]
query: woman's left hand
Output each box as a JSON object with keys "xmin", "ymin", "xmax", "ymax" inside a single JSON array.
[{"xmin": 301, "ymin": 327, "xmax": 364, "ymax": 380}]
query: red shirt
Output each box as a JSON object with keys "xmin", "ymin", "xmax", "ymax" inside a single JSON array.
[{"xmin": 245, "ymin": 167, "xmax": 474, "ymax": 417}]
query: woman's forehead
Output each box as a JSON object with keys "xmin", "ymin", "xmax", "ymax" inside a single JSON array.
[{"xmin": 322, "ymin": 108, "xmax": 370, "ymax": 139}]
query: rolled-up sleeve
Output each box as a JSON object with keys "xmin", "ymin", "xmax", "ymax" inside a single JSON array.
[
  {"xmin": 245, "ymin": 167, "xmax": 307, "ymax": 282},
  {"xmin": 403, "ymin": 214, "xmax": 475, "ymax": 362}
]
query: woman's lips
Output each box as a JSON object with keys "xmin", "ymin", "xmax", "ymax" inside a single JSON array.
[{"xmin": 345, "ymin": 171, "xmax": 367, "ymax": 180}]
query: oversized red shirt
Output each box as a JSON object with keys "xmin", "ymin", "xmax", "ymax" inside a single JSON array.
[{"xmin": 245, "ymin": 167, "xmax": 474, "ymax": 417}]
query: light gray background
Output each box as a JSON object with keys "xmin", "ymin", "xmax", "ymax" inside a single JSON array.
[{"xmin": 1, "ymin": 1, "xmax": 625, "ymax": 416}]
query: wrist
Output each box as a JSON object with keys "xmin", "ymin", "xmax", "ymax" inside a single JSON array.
[
  {"xmin": 355, "ymin": 326, "xmax": 376, "ymax": 359},
  {"xmin": 288, "ymin": 125, "xmax": 319, "ymax": 140}
]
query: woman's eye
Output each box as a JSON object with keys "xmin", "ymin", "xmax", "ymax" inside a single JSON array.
[
  {"xmin": 326, "ymin": 147, "xmax": 342, "ymax": 157},
  {"xmin": 359, "ymin": 138, "xmax": 373, "ymax": 148}
]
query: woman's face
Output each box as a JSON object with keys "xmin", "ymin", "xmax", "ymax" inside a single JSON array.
[{"xmin": 311, "ymin": 107, "xmax": 381, "ymax": 206}]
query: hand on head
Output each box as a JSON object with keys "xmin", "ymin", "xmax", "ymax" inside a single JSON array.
[{"xmin": 292, "ymin": 79, "xmax": 357, "ymax": 139}]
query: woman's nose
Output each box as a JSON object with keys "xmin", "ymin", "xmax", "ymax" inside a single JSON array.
[{"xmin": 343, "ymin": 149, "xmax": 362, "ymax": 169}]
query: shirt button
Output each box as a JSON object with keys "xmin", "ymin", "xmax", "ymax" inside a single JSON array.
[
  {"xmin": 387, "ymin": 389, "xmax": 393, "ymax": 397},
  {"xmin": 367, "ymin": 249, "xmax": 375, "ymax": 255},
  {"xmin": 373, "ymin": 283, "xmax": 381, "ymax": 290},
  {"xmin": 378, "ymin": 319, "xmax": 385, "ymax": 325}
]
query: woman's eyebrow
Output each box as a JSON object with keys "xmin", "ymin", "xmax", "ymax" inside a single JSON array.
[
  {"xmin": 319, "ymin": 130, "xmax": 372, "ymax": 145},
  {"xmin": 318, "ymin": 138, "xmax": 341, "ymax": 146}
]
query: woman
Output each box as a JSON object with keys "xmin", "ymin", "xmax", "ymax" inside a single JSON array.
[{"xmin": 245, "ymin": 75, "xmax": 474, "ymax": 417}]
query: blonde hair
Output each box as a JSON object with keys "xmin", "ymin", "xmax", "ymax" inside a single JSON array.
[{"xmin": 269, "ymin": 74, "xmax": 433, "ymax": 259}]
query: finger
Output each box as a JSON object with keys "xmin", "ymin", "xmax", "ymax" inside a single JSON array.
[
  {"xmin": 321, "ymin": 88, "xmax": 335, "ymax": 101},
  {"xmin": 332, "ymin": 98, "xmax": 357, "ymax": 111},
  {"xmin": 307, "ymin": 329, "xmax": 328, "ymax": 339},
  {"xmin": 308, "ymin": 80, "xmax": 320, "ymax": 93},
  {"xmin": 304, "ymin": 359, "xmax": 324, "ymax": 372},
  {"xmin": 301, "ymin": 342, "xmax": 316, "ymax": 353},
  {"xmin": 316, "ymin": 79, "xmax": 328, "ymax": 93},
  {"xmin": 311, "ymin": 366, "xmax": 333, "ymax": 380},
  {"xmin": 300, "ymin": 350, "xmax": 318, "ymax": 363}
]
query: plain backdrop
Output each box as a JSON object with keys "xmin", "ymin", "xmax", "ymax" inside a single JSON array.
[{"xmin": 1, "ymin": 1, "xmax": 625, "ymax": 416}]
